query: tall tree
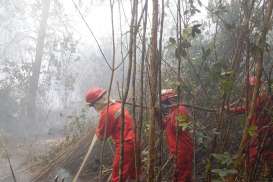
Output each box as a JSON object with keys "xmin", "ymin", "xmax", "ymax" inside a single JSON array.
[
  {"xmin": 148, "ymin": 0, "xmax": 159, "ymax": 181},
  {"xmin": 27, "ymin": 0, "xmax": 51, "ymax": 122}
]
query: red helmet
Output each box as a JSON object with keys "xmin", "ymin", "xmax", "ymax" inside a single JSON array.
[
  {"xmin": 161, "ymin": 89, "xmax": 177, "ymax": 102},
  {"xmin": 85, "ymin": 87, "xmax": 106, "ymax": 105}
]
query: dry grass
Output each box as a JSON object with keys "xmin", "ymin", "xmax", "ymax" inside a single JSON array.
[{"xmin": 30, "ymin": 127, "xmax": 113, "ymax": 182}]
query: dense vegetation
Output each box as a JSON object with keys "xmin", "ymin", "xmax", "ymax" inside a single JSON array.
[{"xmin": 0, "ymin": 0, "xmax": 272, "ymax": 181}]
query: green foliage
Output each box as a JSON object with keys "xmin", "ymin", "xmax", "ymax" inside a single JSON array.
[
  {"xmin": 219, "ymin": 79, "xmax": 233, "ymax": 96},
  {"xmin": 247, "ymin": 124, "xmax": 257, "ymax": 137},
  {"xmin": 196, "ymin": 130, "xmax": 210, "ymax": 148},
  {"xmin": 176, "ymin": 114, "xmax": 192, "ymax": 130},
  {"xmin": 143, "ymin": 121, "xmax": 150, "ymax": 136},
  {"xmin": 201, "ymin": 46, "xmax": 211, "ymax": 61},
  {"xmin": 212, "ymin": 4, "xmax": 228, "ymax": 16},
  {"xmin": 212, "ymin": 152, "xmax": 233, "ymax": 166},
  {"xmin": 169, "ymin": 37, "xmax": 176, "ymax": 45},
  {"xmin": 219, "ymin": 71, "xmax": 234, "ymax": 96},
  {"xmin": 211, "ymin": 168, "xmax": 237, "ymax": 180},
  {"xmin": 64, "ymin": 108, "xmax": 89, "ymax": 141},
  {"xmin": 211, "ymin": 152, "xmax": 237, "ymax": 181},
  {"xmin": 166, "ymin": 23, "xmax": 202, "ymax": 60},
  {"xmin": 192, "ymin": 24, "xmax": 202, "ymax": 38}
]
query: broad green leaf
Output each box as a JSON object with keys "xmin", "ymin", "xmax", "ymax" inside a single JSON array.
[
  {"xmin": 176, "ymin": 114, "xmax": 189, "ymax": 123},
  {"xmin": 247, "ymin": 124, "xmax": 257, "ymax": 137},
  {"xmin": 176, "ymin": 114, "xmax": 191, "ymax": 130}
]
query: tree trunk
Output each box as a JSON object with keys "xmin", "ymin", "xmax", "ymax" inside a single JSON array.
[
  {"xmin": 148, "ymin": 0, "xmax": 159, "ymax": 181},
  {"xmin": 27, "ymin": 0, "xmax": 50, "ymax": 122},
  {"xmin": 234, "ymin": 0, "xmax": 273, "ymax": 180},
  {"xmin": 119, "ymin": 0, "xmax": 137, "ymax": 181},
  {"xmin": 136, "ymin": 1, "xmax": 148, "ymax": 181}
]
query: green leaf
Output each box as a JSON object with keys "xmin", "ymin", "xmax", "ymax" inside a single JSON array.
[
  {"xmin": 176, "ymin": 114, "xmax": 189, "ymax": 123},
  {"xmin": 225, "ymin": 169, "xmax": 237, "ymax": 175},
  {"xmin": 179, "ymin": 122, "xmax": 191, "ymax": 131},
  {"xmin": 212, "ymin": 152, "xmax": 233, "ymax": 166},
  {"xmin": 192, "ymin": 24, "xmax": 202, "ymax": 38},
  {"xmin": 247, "ymin": 124, "xmax": 257, "ymax": 137},
  {"xmin": 220, "ymin": 71, "xmax": 233, "ymax": 77},
  {"xmin": 212, "ymin": 168, "xmax": 228, "ymax": 177},
  {"xmin": 182, "ymin": 27, "xmax": 193, "ymax": 40},
  {"xmin": 212, "ymin": 168, "xmax": 237, "ymax": 179},
  {"xmin": 219, "ymin": 79, "xmax": 233, "ymax": 95},
  {"xmin": 169, "ymin": 37, "xmax": 176, "ymax": 44},
  {"xmin": 176, "ymin": 114, "xmax": 191, "ymax": 130}
]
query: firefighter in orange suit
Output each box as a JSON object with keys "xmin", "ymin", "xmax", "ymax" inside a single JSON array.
[
  {"xmin": 227, "ymin": 76, "xmax": 273, "ymax": 177},
  {"xmin": 85, "ymin": 87, "xmax": 137, "ymax": 182},
  {"xmin": 161, "ymin": 89, "xmax": 193, "ymax": 182}
]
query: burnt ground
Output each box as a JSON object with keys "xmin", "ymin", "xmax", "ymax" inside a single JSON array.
[
  {"xmin": 0, "ymin": 135, "xmax": 47, "ymax": 182},
  {"xmin": 0, "ymin": 129, "xmax": 113, "ymax": 182}
]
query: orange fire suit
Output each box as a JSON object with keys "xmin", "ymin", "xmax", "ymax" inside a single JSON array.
[
  {"xmin": 96, "ymin": 102, "xmax": 136, "ymax": 182},
  {"xmin": 229, "ymin": 95, "xmax": 273, "ymax": 170},
  {"xmin": 163, "ymin": 105, "xmax": 193, "ymax": 182}
]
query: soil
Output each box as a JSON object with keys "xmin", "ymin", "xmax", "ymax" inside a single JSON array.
[{"xmin": 0, "ymin": 128, "xmax": 114, "ymax": 182}]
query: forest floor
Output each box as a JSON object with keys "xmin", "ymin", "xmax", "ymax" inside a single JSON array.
[
  {"xmin": 0, "ymin": 123, "xmax": 115, "ymax": 182},
  {"xmin": 0, "ymin": 137, "xmax": 31, "ymax": 182},
  {"xmin": 0, "ymin": 133, "xmax": 69, "ymax": 182}
]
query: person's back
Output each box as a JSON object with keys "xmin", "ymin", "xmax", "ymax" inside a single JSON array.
[
  {"xmin": 164, "ymin": 105, "xmax": 193, "ymax": 155},
  {"xmin": 161, "ymin": 89, "xmax": 193, "ymax": 182},
  {"xmin": 96, "ymin": 101, "xmax": 135, "ymax": 143},
  {"xmin": 85, "ymin": 88, "xmax": 137, "ymax": 182}
]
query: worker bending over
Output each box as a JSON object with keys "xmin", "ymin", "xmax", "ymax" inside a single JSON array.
[{"xmin": 85, "ymin": 87, "xmax": 137, "ymax": 182}]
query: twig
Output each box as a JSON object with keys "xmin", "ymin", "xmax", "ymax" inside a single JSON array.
[
  {"xmin": 7, "ymin": 154, "xmax": 17, "ymax": 182},
  {"xmin": 123, "ymin": 100, "xmax": 217, "ymax": 112},
  {"xmin": 156, "ymin": 157, "xmax": 173, "ymax": 181},
  {"xmin": 118, "ymin": 0, "xmax": 137, "ymax": 180},
  {"xmin": 71, "ymin": 0, "xmax": 112, "ymax": 70},
  {"xmin": 0, "ymin": 132, "xmax": 17, "ymax": 182}
]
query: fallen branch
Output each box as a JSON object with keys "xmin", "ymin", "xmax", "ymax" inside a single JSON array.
[{"xmin": 0, "ymin": 132, "xmax": 17, "ymax": 182}]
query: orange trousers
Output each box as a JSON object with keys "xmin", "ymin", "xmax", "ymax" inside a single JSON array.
[{"xmin": 112, "ymin": 142, "xmax": 136, "ymax": 182}]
